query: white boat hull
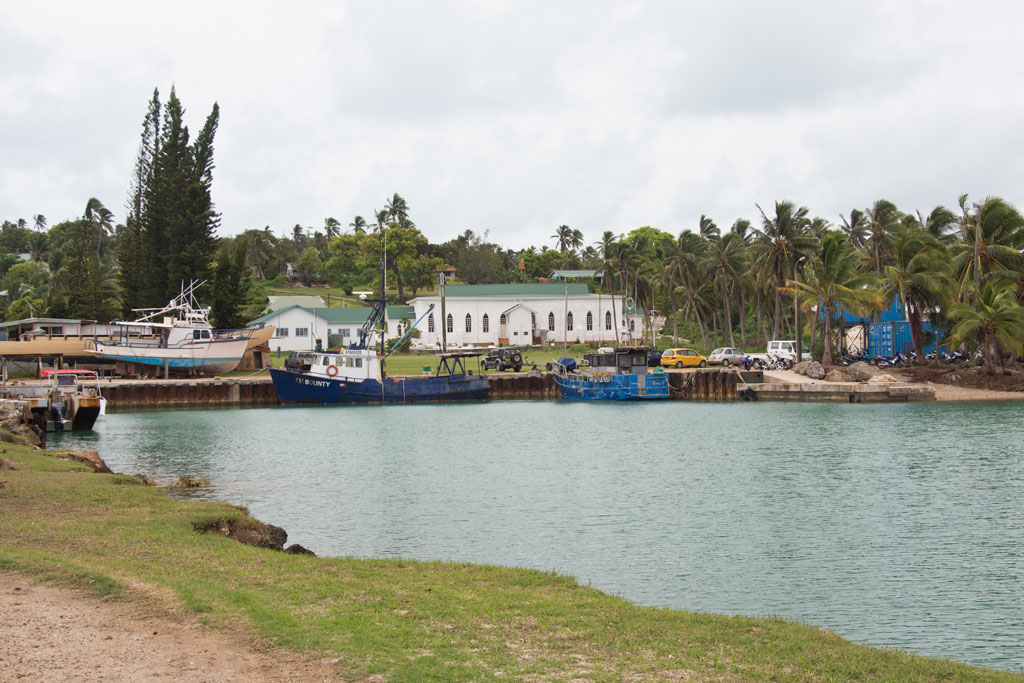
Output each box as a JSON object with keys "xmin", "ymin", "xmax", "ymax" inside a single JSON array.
[{"xmin": 90, "ymin": 338, "xmax": 249, "ymax": 375}]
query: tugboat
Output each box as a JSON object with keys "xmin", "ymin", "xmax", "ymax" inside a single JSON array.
[
  {"xmin": 269, "ymin": 268, "xmax": 489, "ymax": 405},
  {"xmin": 553, "ymin": 346, "xmax": 669, "ymax": 400}
]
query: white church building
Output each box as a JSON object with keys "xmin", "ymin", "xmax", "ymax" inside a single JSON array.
[{"xmin": 407, "ymin": 283, "xmax": 645, "ymax": 348}]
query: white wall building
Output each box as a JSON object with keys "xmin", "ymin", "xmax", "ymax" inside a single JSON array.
[
  {"xmin": 249, "ymin": 305, "xmax": 414, "ymax": 353},
  {"xmin": 407, "ymin": 283, "xmax": 644, "ymax": 348}
]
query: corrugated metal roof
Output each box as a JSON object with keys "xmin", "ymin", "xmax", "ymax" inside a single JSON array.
[
  {"xmin": 249, "ymin": 304, "xmax": 410, "ymax": 325},
  {"xmin": 387, "ymin": 305, "xmax": 415, "ymax": 320},
  {"xmin": 438, "ymin": 283, "xmax": 590, "ymax": 297},
  {"xmin": 549, "ymin": 269, "xmax": 601, "ymax": 279}
]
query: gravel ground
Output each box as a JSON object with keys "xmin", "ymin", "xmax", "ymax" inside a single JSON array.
[{"xmin": 0, "ymin": 573, "xmax": 340, "ymax": 682}]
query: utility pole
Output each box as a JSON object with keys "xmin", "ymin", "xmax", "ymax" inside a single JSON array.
[{"xmin": 439, "ymin": 270, "xmax": 448, "ymax": 353}]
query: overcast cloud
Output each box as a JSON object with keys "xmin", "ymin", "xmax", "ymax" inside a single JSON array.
[{"xmin": 2, "ymin": 1, "xmax": 1022, "ymax": 249}]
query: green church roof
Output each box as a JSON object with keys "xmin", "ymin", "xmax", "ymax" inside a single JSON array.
[{"xmin": 439, "ymin": 283, "xmax": 590, "ymax": 297}]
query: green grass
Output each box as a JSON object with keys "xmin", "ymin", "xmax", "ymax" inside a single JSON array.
[{"xmin": 0, "ymin": 439, "xmax": 1019, "ymax": 681}]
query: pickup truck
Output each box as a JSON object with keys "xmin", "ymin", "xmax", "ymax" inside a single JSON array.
[{"xmin": 745, "ymin": 340, "xmax": 811, "ymax": 369}]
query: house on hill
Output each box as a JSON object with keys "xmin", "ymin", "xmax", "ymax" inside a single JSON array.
[{"xmin": 407, "ymin": 283, "xmax": 643, "ymax": 348}]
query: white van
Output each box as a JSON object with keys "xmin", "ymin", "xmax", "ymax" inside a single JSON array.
[{"xmin": 766, "ymin": 339, "xmax": 810, "ymax": 360}]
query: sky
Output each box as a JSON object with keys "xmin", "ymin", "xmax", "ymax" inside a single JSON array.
[{"xmin": 2, "ymin": 1, "xmax": 1023, "ymax": 250}]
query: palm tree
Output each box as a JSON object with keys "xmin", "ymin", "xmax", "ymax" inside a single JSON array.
[
  {"xmin": 569, "ymin": 228, "xmax": 584, "ymax": 253},
  {"xmin": 324, "ymin": 217, "xmax": 340, "ymax": 239},
  {"xmin": 374, "ymin": 209, "xmax": 389, "ymax": 234},
  {"xmin": 83, "ymin": 197, "xmax": 113, "ymax": 260},
  {"xmin": 839, "ymin": 209, "xmax": 869, "ymax": 250},
  {"xmin": 663, "ymin": 231, "xmax": 708, "ymax": 347},
  {"xmin": 754, "ymin": 200, "xmax": 815, "ymax": 339},
  {"xmin": 349, "ymin": 215, "xmax": 367, "ymax": 235},
  {"xmin": 950, "ymin": 196, "xmax": 1024, "ymax": 302},
  {"xmin": 385, "ymin": 193, "xmax": 409, "ymax": 224},
  {"xmin": 881, "ymin": 226, "xmax": 953, "ymax": 362},
  {"xmin": 783, "ymin": 232, "xmax": 880, "ymax": 366},
  {"xmin": 32, "ymin": 214, "xmax": 47, "ymax": 232},
  {"xmin": 706, "ymin": 232, "xmax": 745, "ymax": 347},
  {"xmin": 699, "ymin": 215, "xmax": 719, "ymax": 242},
  {"xmin": 948, "ymin": 280, "xmax": 1024, "ymax": 374},
  {"xmin": 865, "ymin": 199, "xmax": 901, "ymax": 272},
  {"xmin": 552, "ymin": 225, "xmax": 572, "ymax": 253}
]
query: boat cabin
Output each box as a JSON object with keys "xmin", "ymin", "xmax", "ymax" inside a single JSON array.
[
  {"xmin": 583, "ymin": 346, "xmax": 651, "ymax": 376},
  {"xmin": 306, "ymin": 348, "xmax": 383, "ymax": 382}
]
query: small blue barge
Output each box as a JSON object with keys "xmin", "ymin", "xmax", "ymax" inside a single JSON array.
[{"xmin": 553, "ymin": 347, "xmax": 669, "ymax": 400}]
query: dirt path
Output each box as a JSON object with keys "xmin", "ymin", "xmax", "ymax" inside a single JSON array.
[{"xmin": 0, "ymin": 573, "xmax": 340, "ymax": 682}]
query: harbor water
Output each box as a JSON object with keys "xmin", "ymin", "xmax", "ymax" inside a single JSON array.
[{"xmin": 53, "ymin": 401, "xmax": 1024, "ymax": 672}]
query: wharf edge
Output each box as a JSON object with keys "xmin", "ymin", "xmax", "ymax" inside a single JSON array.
[
  {"xmin": 71, "ymin": 369, "xmax": 934, "ymax": 409},
  {"xmin": 89, "ymin": 369, "xmax": 740, "ymax": 409}
]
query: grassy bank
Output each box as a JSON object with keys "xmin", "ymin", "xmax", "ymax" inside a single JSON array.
[{"xmin": 1, "ymin": 441, "xmax": 1017, "ymax": 681}]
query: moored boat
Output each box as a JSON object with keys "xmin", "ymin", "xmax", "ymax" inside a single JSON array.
[
  {"xmin": 553, "ymin": 346, "xmax": 669, "ymax": 400},
  {"xmin": 269, "ymin": 348, "xmax": 489, "ymax": 404},
  {"xmin": 3, "ymin": 369, "xmax": 104, "ymax": 431},
  {"xmin": 269, "ymin": 267, "xmax": 489, "ymax": 405}
]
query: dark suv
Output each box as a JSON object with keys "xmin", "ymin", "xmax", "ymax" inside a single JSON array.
[{"xmin": 480, "ymin": 347, "xmax": 523, "ymax": 372}]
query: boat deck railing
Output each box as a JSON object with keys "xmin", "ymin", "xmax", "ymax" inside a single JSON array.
[{"xmin": 86, "ymin": 335, "xmax": 249, "ymax": 352}]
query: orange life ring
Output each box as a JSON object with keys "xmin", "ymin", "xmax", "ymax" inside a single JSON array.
[{"xmin": 326, "ymin": 364, "xmax": 338, "ymax": 376}]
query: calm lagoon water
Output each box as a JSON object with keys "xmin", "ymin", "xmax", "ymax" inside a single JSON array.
[{"xmin": 53, "ymin": 400, "xmax": 1023, "ymax": 672}]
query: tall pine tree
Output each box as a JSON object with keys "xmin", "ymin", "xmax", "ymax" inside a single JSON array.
[{"xmin": 120, "ymin": 87, "xmax": 221, "ymax": 311}]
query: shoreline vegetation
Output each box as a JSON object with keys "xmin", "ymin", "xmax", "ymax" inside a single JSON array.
[{"xmin": 1, "ymin": 439, "xmax": 1020, "ymax": 680}]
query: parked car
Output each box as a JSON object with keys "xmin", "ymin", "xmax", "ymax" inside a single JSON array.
[
  {"xmin": 707, "ymin": 347, "xmax": 746, "ymax": 366},
  {"xmin": 481, "ymin": 347, "xmax": 523, "ymax": 372},
  {"xmin": 660, "ymin": 348, "xmax": 707, "ymax": 368},
  {"xmin": 747, "ymin": 340, "xmax": 811, "ymax": 367},
  {"xmin": 284, "ymin": 351, "xmax": 314, "ymax": 371}
]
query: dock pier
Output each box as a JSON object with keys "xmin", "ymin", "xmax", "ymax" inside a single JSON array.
[{"xmin": 48, "ymin": 368, "xmax": 931, "ymax": 410}]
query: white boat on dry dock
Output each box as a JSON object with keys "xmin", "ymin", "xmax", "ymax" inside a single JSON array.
[{"xmin": 86, "ymin": 281, "xmax": 268, "ymax": 376}]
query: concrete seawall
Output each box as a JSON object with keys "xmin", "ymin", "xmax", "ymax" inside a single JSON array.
[
  {"xmin": 744, "ymin": 381, "xmax": 935, "ymax": 402},
  {"xmin": 96, "ymin": 369, "xmax": 740, "ymax": 409},
  {"xmin": 88, "ymin": 368, "xmax": 931, "ymax": 409}
]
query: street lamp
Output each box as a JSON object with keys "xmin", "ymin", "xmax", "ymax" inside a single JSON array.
[{"xmin": 795, "ymin": 256, "xmax": 807, "ymax": 364}]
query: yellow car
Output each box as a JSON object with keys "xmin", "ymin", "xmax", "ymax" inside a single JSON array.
[{"xmin": 660, "ymin": 348, "xmax": 707, "ymax": 368}]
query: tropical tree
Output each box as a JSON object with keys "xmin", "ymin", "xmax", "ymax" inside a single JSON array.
[
  {"xmin": 83, "ymin": 197, "xmax": 114, "ymax": 260},
  {"xmin": 783, "ymin": 232, "xmax": 880, "ymax": 366},
  {"xmin": 948, "ymin": 280, "xmax": 1024, "ymax": 374},
  {"xmin": 384, "ymin": 193, "xmax": 409, "ymax": 224},
  {"xmin": 839, "ymin": 209, "xmax": 869, "ymax": 250},
  {"xmin": 552, "ymin": 225, "xmax": 572, "ymax": 253},
  {"xmin": 705, "ymin": 232, "xmax": 745, "ymax": 347},
  {"xmin": 881, "ymin": 226, "xmax": 953, "ymax": 361},
  {"xmin": 950, "ymin": 196, "xmax": 1024, "ymax": 302},
  {"xmin": 324, "ymin": 217, "xmax": 340, "ymax": 239},
  {"xmin": 865, "ymin": 199, "xmax": 901, "ymax": 272},
  {"xmin": 349, "ymin": 215, "xmax": 367, "ymax": 234},
  {"xmin": 662, "ymin": 231, "xmax": 709, "ymax": 347},
  {"xmin": 754, "ymin": 200, "xmax": 815, "ymax": 339}
]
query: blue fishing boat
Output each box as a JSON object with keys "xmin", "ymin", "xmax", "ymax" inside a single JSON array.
[
  {"xmin": 269, "ymin": 349, "xmax": 489, "ymax": 404},
  {"xmin": 553, "ymin": 346, "xmax": 669, "ymax": 400},
  {"xmin": 268, "ymin": 270, "xmax": 489, "ymax": 405}
]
